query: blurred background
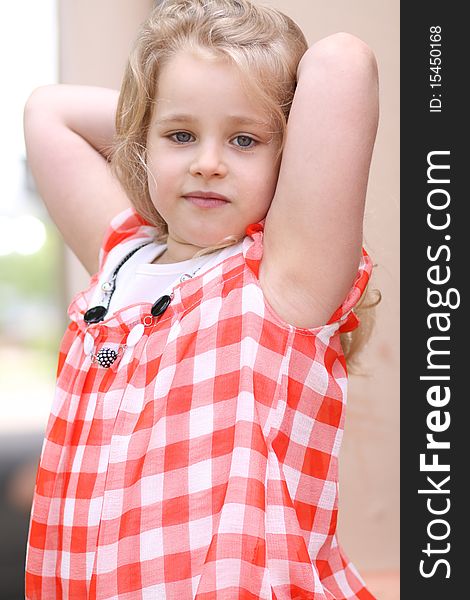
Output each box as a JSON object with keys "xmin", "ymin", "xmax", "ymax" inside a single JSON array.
[{"xmin": 0, "ymin": 1, "xmax": 399, "ymax": 598}]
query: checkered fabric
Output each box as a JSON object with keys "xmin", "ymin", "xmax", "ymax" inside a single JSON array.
[{"xmin": 26, "ymin": 208, "xmax": 375, "ymax": 599}]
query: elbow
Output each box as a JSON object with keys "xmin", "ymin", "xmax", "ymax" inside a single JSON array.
[
  {"xmin": 300, "ymin": 33, "xmax": 378, "ymax": 84},
  {"xmin": 24, "ymin": 86, "xmax": 48, "ymax": 125},
  {"xmin": 316, "ymin": 32, "xmax": 375, "ymax": 55},
  {"xmin": 23, "ymin": 85, "xmax": 60, "ymax": 150},
  {"xmin": 23, "ymin": 88, "xmax": 42, "ymax": 137},
  {"xmin": 24, "ymin": 85, "xmax": 60, "ymax": 119}
]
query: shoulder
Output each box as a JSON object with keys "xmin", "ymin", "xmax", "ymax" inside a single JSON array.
[
  {"xmin": 98, "ymin": 207, "xmax": 157, "ymax": 273},
  {"xmin": 244, "ymin": 224, "xmax": 373, "ymax": 332},
  {"xmin": 258, "ymin": 245, "xmax": 373, "ymax": 331}
]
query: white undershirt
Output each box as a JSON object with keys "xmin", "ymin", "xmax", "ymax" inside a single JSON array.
[{"xmin": 97, "ymin": 240, "xmax": 243, "ymax": 316}]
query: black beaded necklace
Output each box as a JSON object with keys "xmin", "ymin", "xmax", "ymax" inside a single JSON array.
[
  {"xmin": 84, "ymin": 241, "xmax": 171, "ymax": 325},
  {"xmin": 83, "ymin": 241, "xmax": 207, "ymax": 368}
]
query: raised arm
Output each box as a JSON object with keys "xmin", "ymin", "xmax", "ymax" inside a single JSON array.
[
  {"xmin": 23, "ymin": 85, "xmax": 131, "ymax": 275},
  {"xmin": 261, "ymin": 33, "xmax": 379, "ymax": 329}
]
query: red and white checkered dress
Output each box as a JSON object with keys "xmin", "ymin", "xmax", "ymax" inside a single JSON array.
[{"xmin": 26, "ymin": 208, "xmax": 375, "ymax": 599}]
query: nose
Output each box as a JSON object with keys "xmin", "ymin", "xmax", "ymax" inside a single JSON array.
[{"xmin": 189, "ymin": 141, "xmax": 228, "ymax": 178}]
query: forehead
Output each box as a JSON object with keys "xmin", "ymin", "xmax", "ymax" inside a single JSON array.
[{"xmin": 153, "ymin": 51, "xmax": 270, "ymax": 124}]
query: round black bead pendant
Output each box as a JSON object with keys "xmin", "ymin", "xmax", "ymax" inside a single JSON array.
[
  {"xmin": 95, "ymin": 347, "xmax": 118, "ymax": 368},
  {"xmin": 151, "ymin": 295, "xmax": 172, "ymax": 317},
  {"xmin": 84, "ymin": 305, "xmax": 108, "ymax": 324}
]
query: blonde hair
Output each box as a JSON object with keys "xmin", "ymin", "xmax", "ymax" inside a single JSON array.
[
  {"xmin": 112, "ymin": 0, "xmax": 308, "ymax": 229},
  {"xmin": 341, "ymin": 284, "xmax": 381, "ymax": 374},
  {"xmin": 111, "ymin": 0, "xmax": 379, "ymax": 365}
]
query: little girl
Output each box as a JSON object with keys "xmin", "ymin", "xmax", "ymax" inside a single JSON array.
[{"xmin": 24, "ymin": 0, "xmax": 379, "ymax": 598}]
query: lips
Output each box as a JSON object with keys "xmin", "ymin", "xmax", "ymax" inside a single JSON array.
[{"xmin": 184, "ymin": 191, "xmax": 230, "ymax": 208}]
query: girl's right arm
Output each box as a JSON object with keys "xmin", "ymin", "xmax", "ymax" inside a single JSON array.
[{"xmin": 23, "ymin": 84, "xmax": 132, "ymax": 275}]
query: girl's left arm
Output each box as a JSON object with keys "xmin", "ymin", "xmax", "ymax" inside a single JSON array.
[{"xmin": 261, "ymin": 33, "xmax": 379, "ymax": 329}]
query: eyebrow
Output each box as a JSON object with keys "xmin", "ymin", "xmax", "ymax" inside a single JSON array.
[{"xmin": 155, "ymin": 114, "xmax": 268, "ymax": 127}]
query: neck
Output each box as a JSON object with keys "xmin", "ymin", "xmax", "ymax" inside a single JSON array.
[{"xmin": 153, "ymin": 238, "xmax": 205, "ymax": 264}]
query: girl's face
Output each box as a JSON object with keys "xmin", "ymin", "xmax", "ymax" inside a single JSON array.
[{"xmin": 146, "ymin": 51, "xmax": 281, "ymax": 261}]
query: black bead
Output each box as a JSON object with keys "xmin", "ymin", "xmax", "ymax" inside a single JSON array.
[
  {"xmin": 151, "ymin": 295, "xmax": 172, "ymax": 317},
  {"xmin": 84, "ymin": 305, "xmax": 108, "ymax": 324}
]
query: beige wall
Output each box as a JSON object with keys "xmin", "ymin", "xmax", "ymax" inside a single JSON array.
[
  {"xmin": 59, "ymin": 0, "xmax": 399, "ymax": 574},
  {"xmin": 59, "ymin": 0, "xmax": 154, "ymax": 87}
]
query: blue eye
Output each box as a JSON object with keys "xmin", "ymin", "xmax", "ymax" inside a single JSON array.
[
  {"xmin": 171, "ymin": 132, "xmax": 193, "ymax": 143},
  {"xmin": 234, "ymin": 135, "xmax": 255, "ymax": 148}
]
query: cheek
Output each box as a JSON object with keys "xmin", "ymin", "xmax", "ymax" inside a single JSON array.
[
  {"xmin": 147, "ymin": 153, "xmax": 180, "ymax": 197},
  {"xmin": 256, "ymin": 166, "xmax": 280, "ymax": 214},
  {"xmin": 255, "ymin": 162, "xmax": 279, "ymax": 198}
]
